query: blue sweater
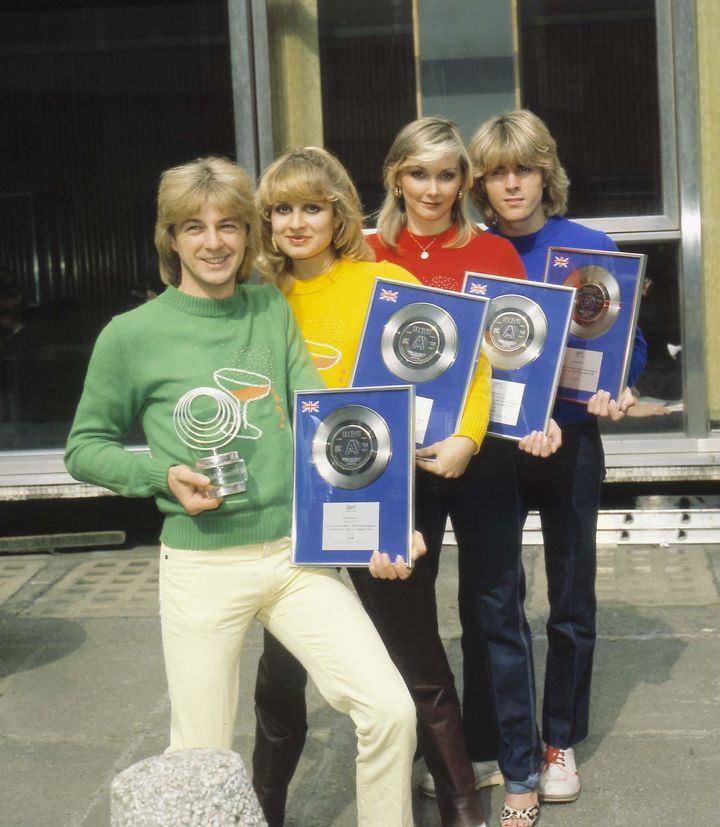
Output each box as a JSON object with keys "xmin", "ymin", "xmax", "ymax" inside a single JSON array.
[{"xmin": 489, "ymin": 216, "xmax": 647, "ymax": 426}]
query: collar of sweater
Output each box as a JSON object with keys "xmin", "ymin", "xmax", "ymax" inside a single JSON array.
[
  {"xmin": 285, "ymin": 257, "xmax": 344, "ymax": 296},
  {"xmin": 399, "ymin": 224, "xmax": 457, "ymax": 246},
  {"xmin": 158, "ymin": 284, "xmax": 246, "ymax": 317}
]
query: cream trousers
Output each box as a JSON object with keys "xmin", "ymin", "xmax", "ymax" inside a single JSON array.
[{"xmin": 159, "ymin": 537, "xmax": 415, "ymax": 827}]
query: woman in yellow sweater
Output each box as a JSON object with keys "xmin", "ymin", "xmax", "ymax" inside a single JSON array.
[{"xmin": 251, "ymin": 146, "xmax": 491, "ymax": 827}]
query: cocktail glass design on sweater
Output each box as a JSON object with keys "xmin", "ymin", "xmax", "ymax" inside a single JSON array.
[{"xmin": 213, "ymin": 368, "xmax": 272, "ymax": 440}]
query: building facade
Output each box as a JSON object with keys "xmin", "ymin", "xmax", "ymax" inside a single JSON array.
[{"xmin": 0, "ymin": 0, "xmax": 718, "ymax": 496}]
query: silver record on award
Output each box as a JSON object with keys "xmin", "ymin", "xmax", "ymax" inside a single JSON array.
[
  {"xmin": 312, "ymin": 405, "xmax": 392, "ymax": 490},
  {"xmin": 380, "ymin": 302, "xmax": 458, "ymax": 382},
  {"xmin": 483, "ymin": 295, "xmax": 548, "ymax": 371},
  {"xmin": 564, "ymin": 265, "xmax": 621, "ymax": 339}
]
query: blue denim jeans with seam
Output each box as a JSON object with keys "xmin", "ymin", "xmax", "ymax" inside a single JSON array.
[{"xmin": 459, "ymin": 422, "xmax": 604, "ymax": 792}]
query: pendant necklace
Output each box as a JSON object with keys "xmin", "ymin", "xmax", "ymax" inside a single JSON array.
[{"xmin": 407, "ymin": 231, "xmax": 441, "ymax": 260}]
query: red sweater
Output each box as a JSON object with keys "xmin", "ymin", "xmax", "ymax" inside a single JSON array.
[{"xmin": 368, "ymin": 226, "xmax": 526, "ymax": 290}]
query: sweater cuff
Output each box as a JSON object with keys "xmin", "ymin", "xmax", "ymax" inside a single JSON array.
[
  {"xmin": 149, "ymin": 459, "xmax": 173, "ymax": 494},
  {"xmin": 454, "ymin": 411, "xmax": 487, "ymax": 452}
]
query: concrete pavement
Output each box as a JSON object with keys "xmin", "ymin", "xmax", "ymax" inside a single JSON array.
[{"xmin": 1, "ymin": 541, "xmax": 719, "ymax": 826}]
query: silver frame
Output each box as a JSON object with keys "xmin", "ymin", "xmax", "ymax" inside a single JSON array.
[
  {"xmin": 463, "ymin": 272, "xmax": 576, "ymax": 441},
  {"xmin": 291, "ymin": 386, "xmax": 415, "ymax": 567},
  {"xmin": 577, "ymin": 0, "xmax": 678, "ymax": 235},
  {"xmin": 0, "ymin": 0, "xmax": 278, "ymax": 497},
  {"xmin": 672, "ymin": 0, "xmax": 706, "ymax": 439},
  {"xmin": 350, "ymin": 278, "xmax": 489, "ymax": 446}
]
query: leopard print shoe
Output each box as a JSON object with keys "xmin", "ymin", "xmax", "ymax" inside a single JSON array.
[{"xmin": 500, "ymin": 800, "xmax": 540, "ymax": 827}]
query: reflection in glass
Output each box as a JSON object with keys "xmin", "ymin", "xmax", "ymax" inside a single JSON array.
[
  {"xmin": 518, "ymin": 0, "xmax": 662, "ymax": 218},
  {"xmin": 318, "ymin": 0, "xmax": 416, "ymax": 215},
  {"xmin": 600, "ymin": 240, "xmax": 683, "ymax": 436},
  {"xmin": 0, "ymin": 1, "xmax": 235, "ymax": 449}
]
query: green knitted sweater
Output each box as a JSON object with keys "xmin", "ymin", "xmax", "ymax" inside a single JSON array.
[{"xmin": 65, "ymin": 284, "xmax": 321, "ymax": 550}]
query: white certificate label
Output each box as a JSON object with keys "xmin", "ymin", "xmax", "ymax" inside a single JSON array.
[
  {"xmin": 490, "ymin": 378, "xmax": 525, "ymax": 426},
  {"xmin": 560, "ymin": 347, "xmax": 603, "ymax": 392},
  {"xmin": 322, "ymin": 502, "xmax": 380, "ymax": 551},
  {"xmin": 415, "ymin": 395, "xmax": 433, "ymax": 443}
]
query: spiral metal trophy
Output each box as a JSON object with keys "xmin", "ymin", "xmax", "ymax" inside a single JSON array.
[{"xmin": 172, "ymin": 386, "xmax": 249, "ymax": 497}]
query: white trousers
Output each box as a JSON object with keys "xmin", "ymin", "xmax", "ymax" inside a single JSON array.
[{"xmin": 159, "ymin": 537, "xmax": 416, "ymax": 827}]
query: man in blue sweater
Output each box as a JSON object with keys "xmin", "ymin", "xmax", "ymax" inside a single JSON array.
[{"xmin": 466, "ymin": 110, "xmax": 646, "ymax": 819}]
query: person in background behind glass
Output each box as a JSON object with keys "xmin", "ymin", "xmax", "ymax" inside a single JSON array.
[{"xmin": 467, "ymin": 110, "xmax": 647, "ymax": 821}]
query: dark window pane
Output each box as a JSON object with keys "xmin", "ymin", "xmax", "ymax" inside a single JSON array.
[
  {"xmin": 317, "ymin": 0, "xmax": 416, "ymax": 217},
  {"xmin": 519, "ymin": 0, "xmax": 662, "ymax": 218},
  {"xmin": 600, "ymin": 240, "xmax": 684, "ymax": 436},
  {"xmin": 0, "ymin": 1, "xmax": 234, "ymax": 450}
]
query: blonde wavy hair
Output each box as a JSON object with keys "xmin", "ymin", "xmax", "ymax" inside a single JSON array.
[
  {"xmin": 255, "ymin": 147, "xmax": 373, "ymax": 285},
  {"xmin": 154, "ymin": 156, "xmax": 259, "ymax": 285},
  {"xmin": 375, "ymin": 116, "xmax": 477, "ymax": 250},
  {"xmin": 469, "ymin": 110, "xmax": 570, "ymax": 227}
]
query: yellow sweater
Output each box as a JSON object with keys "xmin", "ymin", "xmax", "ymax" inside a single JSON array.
[{"xmin": 283, "ymin": 257, "xmax": 491, "ymax": 448}]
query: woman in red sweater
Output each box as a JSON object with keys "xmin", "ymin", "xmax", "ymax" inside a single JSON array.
[{"xmin": 369, "ymin": 117, "xmax": 553, "ymax": 827}]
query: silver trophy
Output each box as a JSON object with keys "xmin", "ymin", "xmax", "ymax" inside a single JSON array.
[
  {"xmin": 173, "ymin": 386, "xmax": 249, "ymax": 497},
  {"xmin": 173, "ymin": 368, "xmax": 270, "ymax": 497},
  {"xmin": 172, "ymin": 367, "xmax": 272, "ymax": 496}
]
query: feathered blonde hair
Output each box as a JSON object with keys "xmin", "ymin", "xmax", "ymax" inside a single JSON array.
[
  {"xmin": 469, "ymin": 110, "xmax": 569, "ymax": 227},
  {"xmin": 376, "ymin": 116, "xmax": 476, "ymax": 250},
  {"xmin": 255, "ymin": 146, "xmax": 373, "ymax": 285},
  {"xmin": 154, "ymin": 156, "xmax": 259, "ymax": 285}
]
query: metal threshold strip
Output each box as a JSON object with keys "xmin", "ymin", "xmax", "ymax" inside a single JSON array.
[
  {"xmin": 523, "ymin": 509, "xmax": 720, "ymax": 545},
  {"xmin": 0, "ymin": 531, "xmax": 126, "ymax": 554},
  {"xmin": 444, "ymin": 508, "xmax": 720, "ymax": 547}
]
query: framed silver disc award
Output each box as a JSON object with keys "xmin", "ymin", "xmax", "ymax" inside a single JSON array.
[
  {"xmin": 351, "ymin": 278, "xmax": 488, "ymax": 448},
  {"xmin": 292, "ymin": 386, "xmax": 414, "ymax": 567},
  {"xmin": 463, "ymin": 272, "xmax": 575, "ymax": 440},
  {"xmin": 543, "ymin": 247, "xmax": 646, "ymax": 404}
]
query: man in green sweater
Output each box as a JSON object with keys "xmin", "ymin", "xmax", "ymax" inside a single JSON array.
[{"xmin": 65, "ymin": 156, "xmax": 417, "ymax": 826}]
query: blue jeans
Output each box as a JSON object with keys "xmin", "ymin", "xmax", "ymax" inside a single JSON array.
[
  {"xmin": 519, "ymin": 420, "xmax": 604, "ymax": 748},
  {"xmin": 455, "ymin": 438, "xmax": 541, "ymax": 793},
  {"xmin": 459, "ymin": 423, "xmax": 604, "ymax": 792}
]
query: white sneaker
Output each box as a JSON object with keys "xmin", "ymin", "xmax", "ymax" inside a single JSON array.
[
  {"xmin": 418, "ymin": 759, "xmax": 503, "ymax": 799},
  {"xmin": 538, "ymin": 746, "xmax": 580, "ymax": 803}
]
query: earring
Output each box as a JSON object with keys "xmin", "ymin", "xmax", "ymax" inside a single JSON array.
[
  {"xmin": 394, "ymin": 185, "xmax": 403, "ymax": 199},
  {"xmin": 271, "ymin": 234, "xmax": 279, "ymax": 252},
  {"xmin": 457, "ymin": 189, "xmax": 464, "ymax": 201}
]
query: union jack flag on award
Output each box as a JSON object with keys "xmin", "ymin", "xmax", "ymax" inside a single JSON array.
[
  {"xmin": 301, "ymin": 400, "xmax": 320, "ymax": 413},
  {"xmin": 553, "ymin": 255, "xmax": 570, "ymax": 269},
  {"xmin": 379, "ymin": 288, "xmax": 399, "ymax": 302},
  {"xmin": 468, "ymin": 282, "xmax": 487, "ymax": 295}
]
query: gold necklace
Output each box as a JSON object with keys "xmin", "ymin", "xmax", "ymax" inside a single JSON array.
[{"xmin": 407, "ymin": 230, "xmax": 441, "ymax": 260}]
